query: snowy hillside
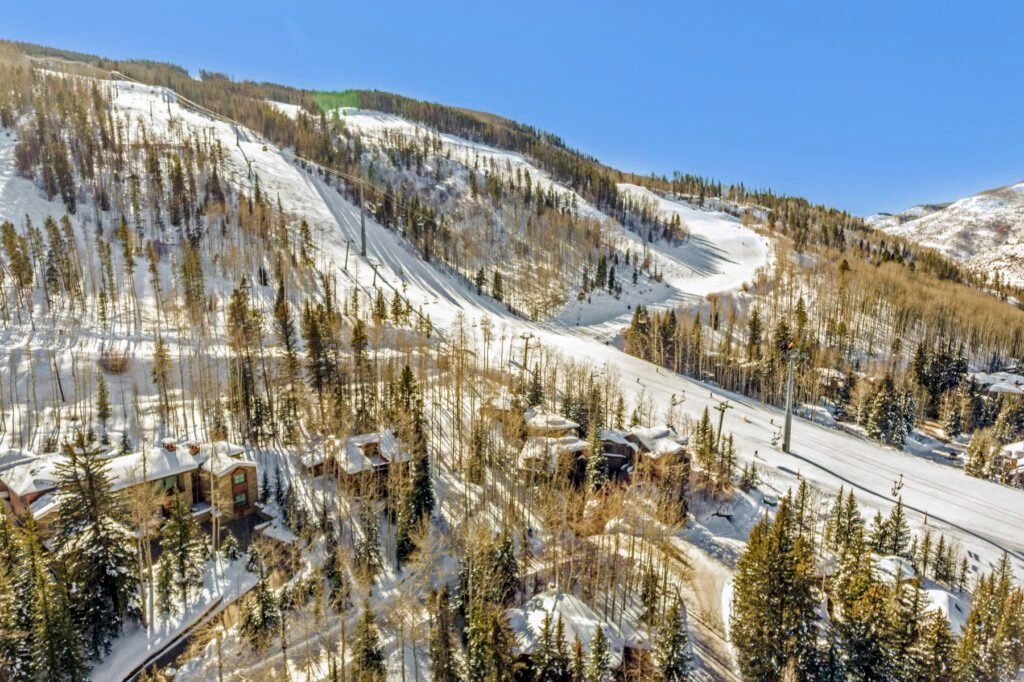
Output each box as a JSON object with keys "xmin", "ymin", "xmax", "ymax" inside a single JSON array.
[
  {"xmin": 3, "ymin": 48, "xmax": 1024, "ymax": 681},
  {"xmin": 336, "ymin": 107, "xmax": 771, "ymax": 328},
  {"xmin": 300, "ymin": 106, "xmax": 1024, "ymax": 584},
  {"xmin": 335, "ymin": 107, "xmax": 606, "ymax": 221},
  {"xmin": 870, "ymin": 181, "xmax": 1024, "ymax": 286}
]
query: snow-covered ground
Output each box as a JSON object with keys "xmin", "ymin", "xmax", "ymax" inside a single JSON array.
[
  {"xmin": 265, "ymin": 99, "xmax": 305, "ymax": 120},
  {"xmin": 300, "ymin": 137, "xmax": 1024, "ymax": 583},
  {"xmin": 90, "ymin": 556, "xmax": 256, "ymax": 681},
  {"xmin": 102, "ymin": 81, "xmax": 1024, "ymax": 582},
  {"xmin": 558, "ymin": 183, "xmax": 771, "ymax": 330},
  {"xmin": 5, "ymin": 74, "xmax": 1024, "ymax": 678},
  {"xmin": 616, "ymin": 184, "xmax": 771, "ymax": 299},
  {"xmin": 335, "ymin": 107, "xmax": 770, "ymax": 330}
]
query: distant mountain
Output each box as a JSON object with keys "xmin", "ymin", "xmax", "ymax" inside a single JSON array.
[{"xmin": 869, "ymin": 181, "xmax": 1024, "ymax": 286}]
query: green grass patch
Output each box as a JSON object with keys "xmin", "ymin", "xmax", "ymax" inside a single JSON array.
[{"xmin": 312, "ymin": 90, "xmax": 362, "ymax": 113}]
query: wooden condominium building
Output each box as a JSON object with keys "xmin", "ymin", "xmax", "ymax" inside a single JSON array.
[
  {"xmin": 0, "ymin": 438, "xmax": 259, "ymax": 533},
  {"xmin": 189, "ymin": 441, "xmax": 259, "ymax": 519},
  {"xmin": 305, "ymin": 430, "xmax": 413, "ymax": 489}
]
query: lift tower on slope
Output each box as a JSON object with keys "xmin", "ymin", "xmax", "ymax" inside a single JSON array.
[
  {"xmin": 782, "ymin": 345, "xmax": 797, "ymax": 453},
  {"xmin": 360, "ymin": 181, "xmax": 367, "ymax": 257}
]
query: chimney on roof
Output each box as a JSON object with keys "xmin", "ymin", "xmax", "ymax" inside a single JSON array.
[
  {"xmin": 162, "ymin": 438, "xmax": 177, "ymax": 452},
  {"xmin": 188, "ymin": 442, "xmax": 201, "ymax": 457}
]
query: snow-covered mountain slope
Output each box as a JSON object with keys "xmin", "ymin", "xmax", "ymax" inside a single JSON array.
[
  {"xmin": 212, "ymin": 97, "xmax": 1024, "ymax": 582},
  {"xmin": 869, "ymin": 181, "xmax": 1024, "ymax": 285},
  {"xmin": 336, "ymin": 107, "xmax": 607, "ymax": 222},
  {"xmin": 6, "ymin": 70, "xmax": 1024, "ymax": 680},
  {"xmin": 558, "ymin": 183, "xmax": 771, "ymax": 330},
  {"xmin": 112, "ymin": 81, "xmax": 336, "ymax": 229},
  {"xmin": 615, "ymin": 184, "xmax": 770, "ymax": 298},
  {"xmin": 8, "ymin": 77, "xmax": 1022, "ymax": 581},
  {"xmin": 292, "ymin": 120, "xmax": 1024, "ymax": 583},
  {"xmin": 337, "ymin": 107, "xmax": 771, "ymax": 328}
]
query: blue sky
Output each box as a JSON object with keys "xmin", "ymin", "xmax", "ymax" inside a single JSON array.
[{"xmin": 7, "ymin": 1, "xmax": 1023, "ymax": 215}]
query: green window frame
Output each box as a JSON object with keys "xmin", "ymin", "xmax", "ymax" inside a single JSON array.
[
  {"xmin": 234, "ymin": 492, "xmax": 247, "ymax": 507},
  {"xmin": 154, "ymin": 475, "xmax": 178, "ymax": 494},
  {"xmin": 232, "ymin": 472, "xmax": 246, "ymax": 485}
]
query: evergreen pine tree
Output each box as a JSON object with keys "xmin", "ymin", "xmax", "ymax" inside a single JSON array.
[
  {"xmin": 156, "ymin": 556, "xmax": 174, "ymax": 615},
  {"xmin": 552, "ymin": 617, "xmax": 571, "ymax": 681},
  {"xmin": 54, "ymin": 434, "xmax": 140, "ymax": 659},
  {"xmin": 492, "ymin": 270, "xmax": 503, "ymax": 302},
  {"xmin": 428, "ymin": 586, "xmax": 461, "ymax": 682},
  {"xmin": 527, "ymin": 365, "xmax": 544, "ymax": 407},
  {"xmin": 586, "ymin": 426, "xmax": 608, "ymax": 492},
  {"xmin": 240, "ymin": 568, "xmax": 281, "ymax": 652},
  {"xmin": 883, "ymin": 497, "xmax": 911, "ymax": 557},
  {"xmin": 534, "ymin": 611, "xmax": 560, "ymax": 682},
  {"xmin": 490, "ymin": 534, "xmax": 520, "ymax": 606},
  {"xmin": 906, "ymin": 610, "xmax": 956, "ymax": 682},
  {"xmin": 259, "ymin": 469, "xmax": 270, "ymax": 504},
  {"xmin": 220, "ymin": 530, "xmax": 240, "ymax": 561},
  {"xmin": 161, "ymin": 493, "xmax": 205, "ymax": 605},
  {"xmin": 95, "ymin": 374, "xmax": 111, "ymax": 441},
  {"xmin": 246, "ymin": 542, "xmax": 262, "ymax": 573},
  {"xmin": 352, "ymin": 600, "xmax": 386, "ymax": 682},
  {"xmin": 355, "ymin": 504, "xmax": 382, "ymax": 580},
  {"xmin": 585, "ymin": 625, "xmax": 612, "ymax": 682},
  {"xmin": 941, "ymin": 391, "xmax": 963, "ymax": 439},
  {"xmin": 408, "ymin": 400, "xmax": 435, "ymax": 522},
  {"xmin": 571, "ymin": 637, "xmax": 586, "ymax": 682},
  {"xmin": 654, "ymin": 595, "xmax": 692, "ymax": 682},
  {"xmin": 730, "ymin": 498, "xmax": 819, "ymax": 680},
  {"xmin": 640, "ymin": 564, "xmax": 660, "ymax": 624},
  {"xmin": 14, "ymin": 515, "xmax": 86, "ymax": 681}
]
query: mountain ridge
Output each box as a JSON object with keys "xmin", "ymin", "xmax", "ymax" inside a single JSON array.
[{"xmin": 870, "ymin": 179, "xmax": 1024, "ymax": 286}]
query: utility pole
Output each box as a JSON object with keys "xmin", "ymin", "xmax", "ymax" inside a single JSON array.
[
  {"xmin": 783, "ymin": 346, "xmax": 796, "ymax": 453},
  {"xmin": 359, "ymin": 181, "xmax": 367, "ymax": 257}
]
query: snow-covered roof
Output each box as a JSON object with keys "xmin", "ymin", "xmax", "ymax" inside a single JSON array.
[
  {"xmin": 999, "ymin": 441, "xmax": 1024, "ymax": 458},
  {"xmin": 989, "ymin": 381, "xmax": 1024, "ymax": 395},
  {"xmin": 198, "ymin": 444, "xmax": 255, "ymax": 478},
  {"xmin": 925, "ymin": 588, "xmax": 969, "ymax": 636},
  {"xmin": 519, "ymin": 436, "xmax": 589, "ymax": 472},
  {"xmin": 339, "ymin": 430, "xmax": 411, "ymax": 475},
  {"xmin": 0, "ymin": 448, "xmax": 38, "ymax": 474},
  {"xmin": 190, "ymin": 440, "xmax": 245, "ymax": 465},
  {"xmin": 105, "ymin": 446, "xmax": 198, "ymax": 491},
  {"xmin": 815, "ymin": 367, "xmax": 845, "ymax": 381},
  {"xmin": 484, "ymin": 394, "xmax": 517, "ymax": 412},
  {"xmin": 598, "ymin": 428, "xmax": 638, "ymax": 451},
  {"xmin": 627, "ymin": 425, "xmax": 688, "ymax": 458},
  {"xmin": 874, "ymin": 555, "xmax": 916, "ymax": 582},
  {"xmin": 506, "ymin": 590, "xmax": 624, "ymax": 668},
  {"xmin": 0, "ymin": 454, "xmax": 66, "ymax": 497},
  {"xmin": 524, "ymin": 408, "xmax": 580, "ymax": 433},
  {"xmin": 971, "ymin": 371, "xmax": 1024, "ymax": 394},
  {"xmin": 29, "ymin": 492, "xmax": 59, "ymax": 519}
]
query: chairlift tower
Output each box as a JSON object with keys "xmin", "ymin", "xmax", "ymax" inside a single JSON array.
[
  {"xmin": 712, "ymin": 397, "xmax": 733, "ymax": 450},
  {"xmin": 360, "ymin": 181, "xmax": 367, "ymax": 257},
  {"xmin": 783, "ymin": 346, "xmax": 797, "ymax": 453}
]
